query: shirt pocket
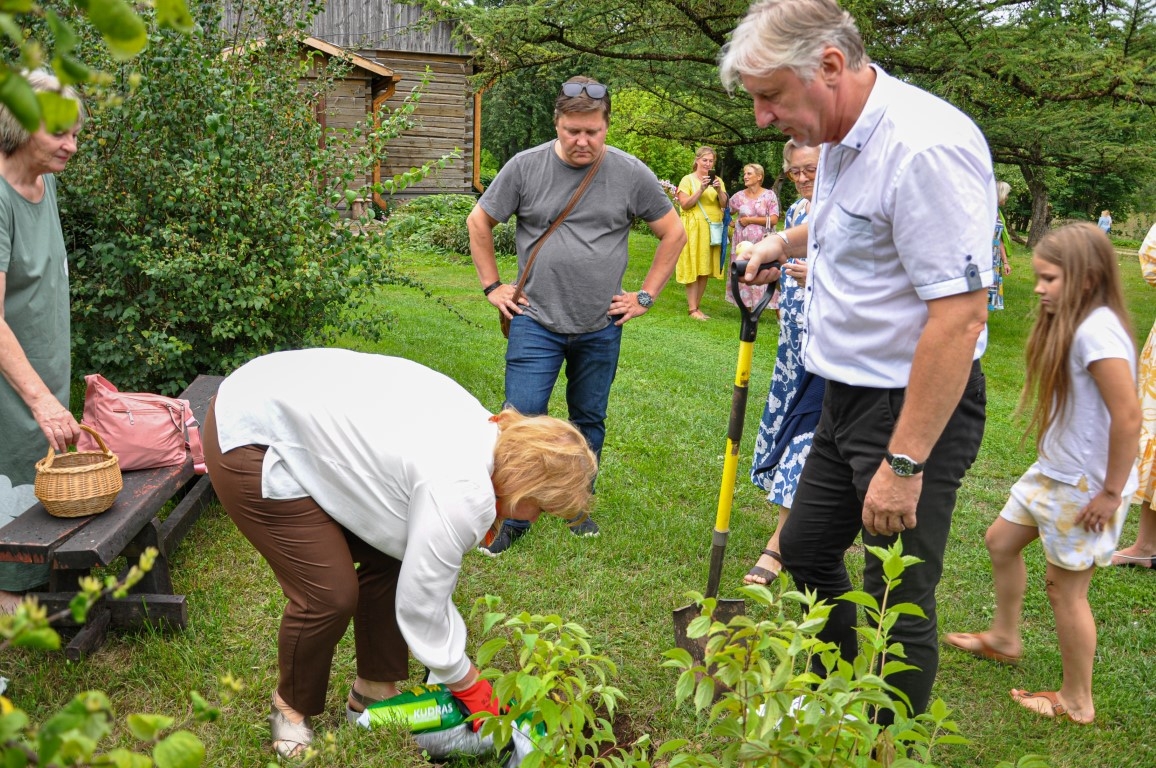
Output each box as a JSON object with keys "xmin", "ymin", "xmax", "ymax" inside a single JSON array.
[{"xmin": 826, "ymin": 204, "xmax": 876, "ymax": 280}]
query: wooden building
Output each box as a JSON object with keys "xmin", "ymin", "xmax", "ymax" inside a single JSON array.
[{"xmin": 225, "ymin": 1, "xmax": 478, "ymax": 207}]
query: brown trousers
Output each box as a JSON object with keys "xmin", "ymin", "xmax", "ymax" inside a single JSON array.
[{"xmin": 204, "ymin": 401, "xmax": 409, "ymax": 715}]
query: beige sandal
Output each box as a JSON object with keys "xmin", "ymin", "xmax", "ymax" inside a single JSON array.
[
  {"xmin": 269, "ymin": 695, "xmax": 313, "ymax": 759},
  {"xmin": 688, "ymin": 308, "xmax": 710, "ymax": 320}
]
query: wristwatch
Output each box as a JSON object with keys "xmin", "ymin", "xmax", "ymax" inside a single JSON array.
[
  {"xmin": 886, "ymin": 452, "xmax": 925, "ymax": 477},
  {"xmin": 637, "ymin": 289, "xmax": 654, "ymax": 308}
]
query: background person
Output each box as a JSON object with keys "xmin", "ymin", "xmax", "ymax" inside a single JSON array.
[
  {"xmin": 676, "ymin": 146, "xmax": 728, "ymax": 320},
  {"xmin": 1097, "ymin": 209, "xmax": 1112, "ymax": 235},
  {"xmin": 203, "ymin": 348, "xmax": 598, "ymax": 759},
  {"xmin": 723, "ymin": 0, "xmax": 994, "ymax": 720},
  {"xmin": 1113, "ymin": 220, "xmax": 1156, "ymax": 570},
  {"xmin": 726, "ymin": 162, "xmax": 779, "ymax": 309},
  {"xmin": 467, "ymin": 76, "xmax": 685, "ymax": 555},
  {"xmin": 945, "ymin": 223, "xmax": 1139, "ymax": 725},
  {"xmin": 0, "ymin": 70, "xmax": 83, "ymax": 611},
  {"xmin": 746, "ymin": 141, "xmax": 822, "ymax": 585},
  {"xmin": 989, "ymin": 181, "xmax": 1012, "ymax": 311}
]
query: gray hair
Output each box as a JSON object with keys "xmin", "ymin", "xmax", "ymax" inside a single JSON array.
[
  {"xmin": 719, "ymin": 0, "xmax": 868, "ymax": 91},
  {"xmin": 781, "ymin": 139, "xmax": 819, "ymax": 171},
  {"xmin": 996, "ymin": 181, "xmax": 1011, "ymax": 206},
  {"xmin": 0, "ymin": 69, "xmax": 84, "ymax": 156}
]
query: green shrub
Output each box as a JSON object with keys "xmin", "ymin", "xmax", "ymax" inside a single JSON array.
[
  {"xmin": 384, "ymin": 194, "xmax": 516, "ymax": 261},
  {"xmin": 475, "ymin": 542, "xmax": 1047, "ymax": 767},
  {"xmin": 56, "ymin": 0, "xmax": 446, "ymax": 394}
]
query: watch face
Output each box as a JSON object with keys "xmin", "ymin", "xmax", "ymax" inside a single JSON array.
[
  {"xmin": 892, "ymin": 457, "xmax": 915, "ymax": 476},
  {"xmin": 637, "ymin": 290, "xmax": 653, "ymax": 307},
  {"xmin": 889, "ymin": 454, "xmax": 919, "ymax": 476}
]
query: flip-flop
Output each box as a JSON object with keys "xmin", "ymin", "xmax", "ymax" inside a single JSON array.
[
  {"xmin": 943, "ymin": 632, "xmax": 1021, "ymax": 666},
  {"xmin": 744, "ymin": 548, "xmax": 783, "ymax": 585},
  {"xmin": 1010, "ymin": 689, "xmax": 1089, "ymax": 724},
  {"xmin": 1112, "ymin": 554, "xmax": 1156, "ymax": 569}
]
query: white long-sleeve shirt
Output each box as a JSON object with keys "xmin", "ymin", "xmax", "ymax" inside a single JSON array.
[{"xmin": 213, "ymin": 348, "xmax": 499, "ymax": 684}]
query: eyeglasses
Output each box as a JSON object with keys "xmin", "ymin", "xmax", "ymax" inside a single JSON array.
[
  {"xmin": 787, "ymin": 165, "xmax": 818, "ymax": 179},
  {"xmin": 561, "ymin": 82, "xmax": 608, "ymax": 99}
]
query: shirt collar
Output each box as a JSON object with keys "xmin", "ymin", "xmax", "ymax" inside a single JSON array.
[{"xmin": 836, "ymin": 64, "xmax": 890, "ymax": 153}]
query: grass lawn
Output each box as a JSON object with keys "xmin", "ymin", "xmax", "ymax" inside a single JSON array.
[{"xmin": 8, "ymin": 235, "xmax": 1156, "ymax": 766}]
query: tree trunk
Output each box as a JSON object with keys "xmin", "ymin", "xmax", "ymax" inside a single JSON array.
[{"xmin": 1019, "ymin": 163, "xmax": 1050, "ymax": 248}]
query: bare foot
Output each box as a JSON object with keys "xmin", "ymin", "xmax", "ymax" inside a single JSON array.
[
  {"xmin": 1010, "ymin": 689, "xmax": 1094, "ymax": 724},
  {"xmin": 1111, "ymin": 546, "xmax": 1156, "ymax": 568},
  {"xmin": 688, "ymin": 309, "xmax": 710, "ymax": 321},
  {"xmin": 943, "ymin": 631, "xmax": 1022, "ymax": 665},
  {"xmin": 743, "ymin": 550, "xmax": 782, "ymax": 585}
]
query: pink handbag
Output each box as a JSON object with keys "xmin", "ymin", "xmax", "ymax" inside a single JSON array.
[{"xmin": 75, "ymin": 374, "xmax": 207, "ymax": 474}]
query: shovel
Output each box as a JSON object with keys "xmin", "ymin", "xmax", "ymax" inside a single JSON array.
[{"xmin": 673, "ymin": 257, "xmax": 777, "ymax": 662}]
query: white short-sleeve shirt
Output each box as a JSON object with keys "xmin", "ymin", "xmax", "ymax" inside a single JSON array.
[
  {"xmin": 803, "ymin": 66, "xmax": 997, "ymax": 388},
  {"xmin": 1037, "ymin": 306, "xmax": 1139, "ymax": 497}
]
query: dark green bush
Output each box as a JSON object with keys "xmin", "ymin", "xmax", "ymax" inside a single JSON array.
[
  {"xmin": 56, "ymin": 0, "xmax": 435, "ymax": 393},
  {"xmin": 384, "ymin": 194, "xmax": 516, "ymax": 261}
]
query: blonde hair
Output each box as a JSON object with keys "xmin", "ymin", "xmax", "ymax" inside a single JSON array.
[
  {"xmin": 692, "ymin": 145, "xmax": 716, "ymax": 172},
  {"xmin": 742, "ymin": 163, "xmax": 765, "ymax": 182},
  {"xmin": 490, "ymin": 408, "xmax": 597, "ymax": 521},
  {"xmin": 1021, "ymin": 222, "xmax": 1134, "ymax": 452}
]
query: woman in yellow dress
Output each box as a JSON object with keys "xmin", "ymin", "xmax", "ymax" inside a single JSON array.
[
  {"xmin": 1113, "ymin": 221, "xmax": 1156, "ymax": 569},
  {"xmin": 675, "ymin": 146, "xmax": 728, "ymax": 320}
]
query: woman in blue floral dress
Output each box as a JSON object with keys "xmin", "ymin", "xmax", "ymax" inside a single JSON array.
[
  {"xmin": 745, "ymin": 142, "xmax": 825, "ymax": 585},
  {"xmin": 988, "ymin": 181, "xmax": 1011, "ymax": 311}
]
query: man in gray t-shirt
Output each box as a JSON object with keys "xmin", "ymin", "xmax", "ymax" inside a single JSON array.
[{"xmin": 467, "ymin": 76, "xmax": 685, "ymax": 555}]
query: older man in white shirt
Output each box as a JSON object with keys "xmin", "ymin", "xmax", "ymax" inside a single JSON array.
[{"xmin": 722, "ymin": 0, "xmax": 994, "ymax": 721}]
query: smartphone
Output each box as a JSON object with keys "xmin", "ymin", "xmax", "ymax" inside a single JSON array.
[{"xmin": 707, "ymin": 170, "xmax": 717, "ymax": 183}]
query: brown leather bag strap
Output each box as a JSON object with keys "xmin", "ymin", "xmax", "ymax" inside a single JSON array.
[{"xmin": 510, "ymin": 148, "xmax": 606, "ymax": 303}]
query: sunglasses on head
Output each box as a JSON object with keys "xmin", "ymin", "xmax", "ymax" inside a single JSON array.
[{"xmin": 560, "ymin": 82, "xmax": 608, "ymax": 99}]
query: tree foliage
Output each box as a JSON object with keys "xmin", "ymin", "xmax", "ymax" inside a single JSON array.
[{"xmin": 426, "ymin": 0, "xmax": 1156, "ymax": 243}]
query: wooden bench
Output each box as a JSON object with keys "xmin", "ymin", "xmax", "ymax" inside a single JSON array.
[{"xmin": 0, "ymin": 374, "xmax": 223, "ymax": 658}]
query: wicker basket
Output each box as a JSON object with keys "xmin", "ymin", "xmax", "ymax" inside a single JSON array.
[{"xmin": 34, "ymin": 424, "xmax": 123, "ymax": 518}]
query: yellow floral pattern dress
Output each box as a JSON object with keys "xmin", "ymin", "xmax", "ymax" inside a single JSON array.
[
  {"xmin": 675, "ymin": 174, "xmax": 726, "ymax": 284},
  {"xmin": 1135, "ymin": 223, "xmax": 1156, "ymax": 505}
]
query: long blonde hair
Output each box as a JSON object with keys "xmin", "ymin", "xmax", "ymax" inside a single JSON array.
[
  {"xmin": 1021, "ymin": 222, "xmax": 1133, "ymax": 451},
  {"xmin": 490, "ymin": 408, "xmax": 597, "ymax": 520}
]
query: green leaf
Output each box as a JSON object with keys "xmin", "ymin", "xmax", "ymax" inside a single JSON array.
[
  {"xmin": 837, "ymin": 590, "xmax": 880, "ymax": 611},
  {"xmin": 153, "ymin": 730, "xmax": 205, "ymax": 768},
  {"xmin": 11, "ymin": 627, "xmax": 60, "ymax": 650},
  {"xmin": 86, "ymin": 0, "xmax": 148, "ymax": 61},
  {"xmin": 0, "ymin": 0, "xmax": 33, "ymax": 12},
  {"xmin": 52, "ymin": 54, "xmax": 90, "ymax": 86},
  {"xmin": 476, "ymin": 636, "xmax": 507, "ymax": 667},
  {"xmin": 45, "ymin": 10, "xmax": 76, "ymax": 52},
  {"xmin": 0, "ymin": 69, "xmax": 40, "ymax": 131},
  {"xmin": 154, "ymin": 0, "xmax": 194, "ymax": 32},
  {"xmin": 37, "ymin": 91, "xmax": 80, "ymax": 133},
  {"xmin": 126, "ymin": 713, "xmax": 174, "ymax": 741}
]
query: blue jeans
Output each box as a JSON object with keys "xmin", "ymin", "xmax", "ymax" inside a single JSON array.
[
  {"xmin": 780, "ymin": 360, "xmax": 986, "ymax": 719},
  {"xmin": 502, "ymin": 314, "xmax": 621, "ymax": 530}
]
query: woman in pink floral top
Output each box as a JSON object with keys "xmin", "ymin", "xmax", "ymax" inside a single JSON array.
[{"xmin": 727, "ymin": 163, "xmax": 780, "ymax": 307}]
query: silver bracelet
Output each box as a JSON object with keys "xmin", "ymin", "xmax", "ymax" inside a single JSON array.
[{"xmin": 775, "ymin": 230, "xmax": 790, "ymax": 249}]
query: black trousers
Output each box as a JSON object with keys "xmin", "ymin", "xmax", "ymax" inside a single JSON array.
[{"xmin": 779, "ymin": 361, "xmax": 986, "ymax": 719}]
